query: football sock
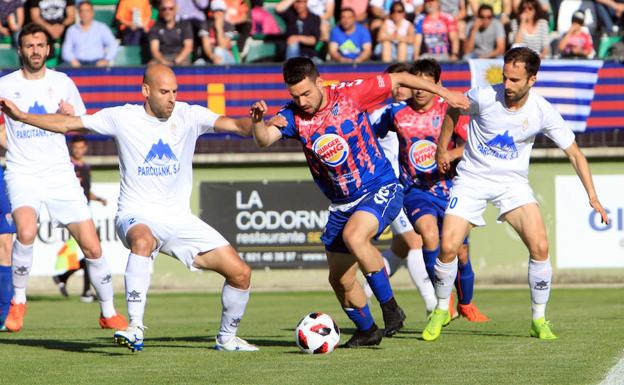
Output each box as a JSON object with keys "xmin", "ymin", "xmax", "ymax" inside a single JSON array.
[
  {"xmin": 344, "ymin": 304, "xmax": 374, "ymax": 331},
  {"xmin": 12, "ymin": 240, "xmax": 33, "ymax": 304},
  {"xmin": 434, "ymin": 257, "xmax": 458, "ymax": 311},
  {"xmin": 528, "ymin": 257, "xmax": 552, "ymax": 320},
  {"xmin": 124, "ymin": 253, "xmax": 152, "ymax": 327},
  {"xmin": 381, "ymin": 249, "xmax": 404, "ymax": 277},
  {"xmin": 422, "ymin": 246, "xmax": 439, "ymax": 283},
  {"xmin": 80, "ymin": 259, "xmax": 91, "ymax": 295},
  {"xmin": 365, "ymin": 269, "xmax": 393, "ymax": 304},
  {"xmin": 0, "ymin": 265, "xmax": 12, "ymax": 322},
  {"xmin": 455, "ymin": 257, "xmax": 475, "ymax": 305},
  {"xmin": 217, "ymin": 283, "xmax": 250, "ymax": 343},
  {"xmin": 85, "ymin": 256, "xmax": 115, "ymax": 318},
  {"xmin": 406, "ymin": 249, "xmax": 437, "ymax": 312}
]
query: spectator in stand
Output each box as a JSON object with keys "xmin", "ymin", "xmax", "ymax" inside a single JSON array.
[
  {"xmin": 29, "ymin": 0, "xmax": 75, "ymax": 40},
  {"xmin": 414, "ymin": 0, "xmax": 459, "ymax": 61},
  {"xmin": 277, "ymin": 0, "xmax": 321, "ymax": 62},
  {"xmin": 375, "ymin": 1, "xmax": 414, "ymax": 62},
  {"xmin": 177, "ymin": 0, "xmax": 211, "ymax": 60},
  {"xmin": 215, "ymin": 0, "xmax": 251, "ymax": 52},
  {"xmin": 61, "ymin": 1, "xmax": 118, "ymax": 67},
  {"xmin": 440, "ymin": 0, "xmax": 466, "ymax": 39},
  {"xmin": 307, "ymin": 0, "xmax": 335, "ymax": 42},
  {"xmin": 468, "ymin": 0, "xmax": 512, "ymax": 25},
  {"xmin": 511, "ymin": 0, "xmax": 550, "ymax": 15},
  {"xmin": 115, "ymin": 0, "xmax": 153, "ymax": 46},
  {"xmin": 328, "ymin": 7, "xmax": 372, "ymax": 62},
  {"xmin": 509, "ymin": 0, "xmax": 550, "ymax": 58},
  {"xmin": 464, "ymin": 4, "xmax": 505, "ymax": 58},
  {"xmin": 148, "ymin": 0, "xmax": 193, "ymax": 66},
  {"xmin": 595, "ymin": 0, "xmax": 624, "ymax": 35},
  {"xmin": 341, "ymin": 0, "xmax": 368, "ymax": 22},
  {"xmin": 369, "ymin": 0, "xmax": 422, "ymax": 44},
  {"xmin": 0, "ymin": 0, "xmax": 24, "ymax": 45},
  {"xmin": 558, "ymin": 11, "xmax": 594, "ymax": 58},
  {"xmin": 250, "ymin": 0, "xmax": 281, "ymax": 35}
]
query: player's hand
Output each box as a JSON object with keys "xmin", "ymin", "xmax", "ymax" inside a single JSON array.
[
  {"xmin": 0, "ymin": 98, "xmax": 25, "ymax": 121},
  {"xmin": 57, "ymin": 100, "xmax": 75, "ymax": 116},
  {"xmin": 266, "ymin": 114, "xmax": 287, "ymax": 128},
  {"xmin": 435, "ymin": 147, "xmax": 452, "ymax": 174},
  {"xmin": 590, "ymin": 198, "xmax": 609, "ymax": 225},
  {"xmin": 249, "ymin": 100, "xmax": 267, "ymax": 123},
  {"xmin": 445, "ymin": 91, "xmax": 470, "ymax": 110}
]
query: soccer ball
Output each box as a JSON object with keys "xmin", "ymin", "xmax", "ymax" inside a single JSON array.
[{"xmin": 295, "ymin": 312, "xmax": 340, "ymax": 354}]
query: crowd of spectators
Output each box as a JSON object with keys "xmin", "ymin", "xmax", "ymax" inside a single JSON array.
[{"xmin": 1, "ymin": 0, "xmax": 622, "ymax": 66}]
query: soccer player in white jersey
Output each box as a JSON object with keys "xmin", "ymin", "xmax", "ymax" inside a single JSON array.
[
  {"xmin": 0, "ymin": 23, "xmax": 127, "ymax": 332},
  {"xmin": 422, "ymin": 47, "xmax": 609, "ymax": 341},
  {"xmin": 1, "ymin": 63, "xmax": 259, "ymax": 352}
]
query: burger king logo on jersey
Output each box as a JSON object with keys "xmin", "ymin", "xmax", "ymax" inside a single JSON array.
[
  {"xmin": 312, "ymin": 134, "xmax": 349, "ymax": 167},
  {"xmin": 409, "ymin": 140, "xmax": 437, "ymax": 172}
]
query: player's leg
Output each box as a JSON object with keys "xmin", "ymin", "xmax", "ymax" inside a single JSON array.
[
  {"xmin": 79, "ymin": 258, "xmax": 94, "ymax": 303},
  {"xmin": 503, "ymin": 203, "xmax": 557, "ymax": 340},
  {"xmin": 193, "ymin": 245, "xmax": 258, "ymax": 352},
  {"xmin": 327, "ymin": 250, "xmax": 383, "ymax": 348},
  {"xmin": 0, "ymin": 233, "xmax": 13, "ymax": 331},
  {"xmin": 455, "ymin": 241, "xmax": 489, "ymax": 322},
  {"xmin": 67, "ymin": 219, "xmax": 127, "ymax": 329},
  {"xmin": 413, "ymin": 213, "xmax": 441, "ymax": 283}
]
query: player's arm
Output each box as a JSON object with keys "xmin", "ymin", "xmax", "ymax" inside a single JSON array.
[
  {"xmin": 435, "ymin": 107, "xmax": 460, "ymax": 173},
  {"xmin": 388, "ymin": 72, "xmax": 469, "ymax": 110},
  {"xmin": 213, "ymin": 115, "xmax": 253, "ymax": 137},
  {"xmin": 249, "ymin": 100, "xmax": 284, "ymax": 148},
  {"xmin": 563, "ymin": 142, "xmax": 609, "ymax": 224},
  {"xmin": 0, "ymin": 98, "xmax": 88, "ymax": 134},
  {"xmin": 0, "ymin": 121, "xmax": 6, "ymax": 149}
]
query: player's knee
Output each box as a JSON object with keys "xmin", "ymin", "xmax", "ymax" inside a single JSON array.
[
  {"xmin": 231, "ymin": 263, "xmax": 252, "ymax": 288},
  {"xmin": 440, "ymin": 238, "xmax": 460, "ymax": 262},
  {"xmin": 16, "ymin": 228, "xmax": 37, "ymax": 245},
  {"xmin": 420, "ymin": 227, "xmax": 439, "ymax": 248},
  {"xmin": 342, "ymin": 229, "xmax": 368, "ymax": 252},
  {"xmin": 130, "ymin": 236, "xmax": 155, "ymax": 256},
  {"xmin": 531, "ymin": 239, "xmax": 549, "ymax": 261},
  {"xmin": 328, "ymin": 272, "xmax": 354, "ymax": 292},
  {"xmin": 83, "ymin": 244, "xmax": 103, "ymax": 260}
]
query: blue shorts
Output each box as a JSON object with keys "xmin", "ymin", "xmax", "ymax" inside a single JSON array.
[
  {"xmin": 0, "ymin": 168, "xmax": 15, "ymax": 235},
  {"xmin": 322, "ymin": 183, "xmax": 404, "ymax": 253}
]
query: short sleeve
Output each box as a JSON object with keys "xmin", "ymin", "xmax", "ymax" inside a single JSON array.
[
  {"xmin": 276, "ymin": 105, "xmax": 298, "ymax": 139},
  {"xmin": 189, "ymin": 104, "xmax": 220, "ymax": 136},
  {"xmin": 81, "ymin": 107, "xmax": 120, "ymax": 136},
  {"xmin": 414, "ymin": 15, "xmax": 424, "ymax": 34},
  {"xmin": 463, "ymin": 87, "xmax": 480, "ymax": 115},
  {"xmin": 65, "ymin": 76, "xmax": 86, "ymax": 116},
  {"xmin": 181, "ymin": 20, "xmax": 194, "ymax": 40},
  {"xmin": 540, "ymin": 99, "xmax": 575, "ymax": 150},
  {"xmin": 342, "ymin": 74, "xmax": 392, "ymax": 111},
  {"xmin": 494, "ymin": 20, "xmax": 505, "ymax": 39},
  {"xmin": 369, "ymin": 104, "xmax": 396, "ymax": 138}
]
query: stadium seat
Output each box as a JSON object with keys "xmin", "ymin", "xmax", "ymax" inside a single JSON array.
[
  {"xmin": 94, "ymin": 5, "xmax": 117, "ymax": 29},
  {"xmin": 244, "ymin": 41, "xmax": 277, "ymax": 63},
  {"xmin": 0, "ymin": 48, "xmax": 19, "ymax": 68},
  {"xmin": 113, "ymin": 45, "xmax": 143, "ymax": 66},
  {"xmin": 557, "ymin": 0, "xmax": 597, "ymax": 34},
  {"xmin": 598, "ymin": 36, "xmax": 622, "ymax": 59}
]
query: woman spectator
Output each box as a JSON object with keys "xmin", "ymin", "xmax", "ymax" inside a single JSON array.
[
  {"xmin": 115, "ymin": 0, "xmax": 153, "ymax": 45},
  {"xmin": 375, "ymin": 1, "xmax": 414, "ymax": 62},
  {"xmin": 509, "ymin": 0, "xmax": 550, "ymax": 58},
  {"xmin": 0, "ymin": 0, "xmax": 24, "ymax": 45}
]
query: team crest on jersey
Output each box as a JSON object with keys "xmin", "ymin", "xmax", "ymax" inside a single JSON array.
[
  {"xmin": 138, "ymin": 139, "xmax": 181, "ymax": 176},
  {"xmin": 432, "ymin": 116, "xmax": 441, "ymax": 128},
  {"xmin": 409, "ymin": 140, "xmax": 437, "ymax": 172},
  {"xmin": 5, "ymin": 213, "xmax": 13, "ymax": 226},
  {"xmin": 331, "ymin": 103, "xmax": 339, "ymax": 116},
  {"xmin": 312, "ymin": 134, "xmax": 349, "ymax": 167}
]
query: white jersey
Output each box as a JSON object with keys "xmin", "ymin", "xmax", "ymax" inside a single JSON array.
[
  {"xmin": 370, "ymin": 106, "xmax": 400, "ymax": 178},
  {"xmin": 0, "ymin": 68, "xmax": 86, "ymax": 178},
  {"xmin": 458, "ymin": 84, "xmax": 575, "ymax": 184},
  {"xmin": 81, "ymin": 102, "xmax": 220, "ymax": 217}
]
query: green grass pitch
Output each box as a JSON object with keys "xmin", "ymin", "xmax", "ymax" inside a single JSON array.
[{"xmin": 1, "ymin": 288, "xmax": 622, "ymax": 385}]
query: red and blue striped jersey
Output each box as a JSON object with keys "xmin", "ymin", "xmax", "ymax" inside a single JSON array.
[
  {"xmin": 278, "ymin": 74, "xmax": 397, "ymax": 203},
  {"xmin": 373, "ymin": 97, "xmax": 465, "ymax": 198}
]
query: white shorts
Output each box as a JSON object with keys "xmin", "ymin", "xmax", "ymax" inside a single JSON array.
[
  {"xmin": 445, "ymin": 177, "xmax": 537, "ymax": 227},
  {"xmin": 5, "ymin": 172, "xmax": 91, "ymax": 226},
  {"xmin": 116, "ymin": 211, "xmax": 230, "ymax": 269},
  {"xmin": 390, "ymin": 209, "xmax": 413, "ymax": 235}
]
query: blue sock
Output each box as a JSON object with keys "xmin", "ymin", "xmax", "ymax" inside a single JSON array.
[
  {"xmin": 455, "ymin": 257, "xmax": 474, "ymax": 305},
  {"xmin": 422, "ymin": 247, "xmax": 439, "ymax": 283},
  {"xmin": 344, "ymin": 304, "xmax": 374, "ymax": 331},
  {"xmin": 0, "ymin": 266, "xmax": 13, "ymax": 323},
  {"xmin": 365, "ymin": 269, "xmax": 393, "ymax": 304}
]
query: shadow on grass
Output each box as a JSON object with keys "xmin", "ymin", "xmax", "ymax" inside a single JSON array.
[{"xmin": 0, "ymin": 337, "xmax": 127, "ymax": 355}]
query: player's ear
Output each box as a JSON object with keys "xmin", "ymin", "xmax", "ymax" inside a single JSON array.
[
  {"xmin": 527, "ymin": 74, "xmax": 537, "ymax": 88},
  {"xmin": 141, "ymin": 83, "xmax": 150, "ymax": 98},
  {"xmin": 315, "ymin": 77, "xmax": 324, "ymax": 88}
]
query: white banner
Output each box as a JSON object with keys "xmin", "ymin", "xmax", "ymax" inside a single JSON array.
[
  {"xmin": 555, "ymin": 175, "xmax": 624, "ymax": 268},
  {"xmin": 31, "ymin": 183, "xmax": 129, "ymax": 276}
]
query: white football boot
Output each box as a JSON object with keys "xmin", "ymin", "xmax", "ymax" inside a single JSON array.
[{"xmin": 214, "ymin": 336, "xmax": 259, "ymax": 352}]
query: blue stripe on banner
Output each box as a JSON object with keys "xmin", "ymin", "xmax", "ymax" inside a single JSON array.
[
  {"xmin": 538, "ymin": 65, "xmax": 601, "ymax": 73},
  {"xmin": 585, "ymin": 110, "xmax": 624, "ymax": 118},
  {"xmin": 226, "ymin": 99, "xmax": 291, "ymax": 107},
  {"xmin": 79, "ymin": 84, "xmax": 212, "ymax": 93},
  {"xmin": 561, "ymin": 114, "xmax": 589, "ymax": 121},
  {"xmin": 544, "ymin": 98, "xmax": 592, "ymax": 106},
  {"xmin": 226, "ymin": 83, "xmax": 287, "ymax": 91},
  {"xmin": 534, "ymin": 81, "xmax": 596, "ymax": 89},
  {"xmin": 595, "ymin": 77, "xmax": 624, "ymax": 85},
  {"xmin": 594, "ymin": 94, "xmax": 624, "ymax": 101}
]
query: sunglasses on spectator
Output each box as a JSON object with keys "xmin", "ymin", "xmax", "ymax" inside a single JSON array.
[
  {"xmin": 160, "ymin": 6, "xmax": 175, "ymax": 11},
  {"xmin": 391, "ymin": 8, "xmax": 405, "ymax": 13},
  {"xmin": 479, "ymin": 14, "xmax": 493, "ymax": 19}
]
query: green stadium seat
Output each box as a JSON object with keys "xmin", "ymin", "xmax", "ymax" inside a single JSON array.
[
  {"xmin": 91, "ymin": 0, "xmax": 119, "ymax": 5},
  {"xmin": 244, "ymin": 42, "xmax": 277, "ymax": 63},
  {"xmin": 598, "ymin": 36, "xmax": 622, "ymax": 59},
  {"xmin": 0, "ymin": 35, "xmax": 12, "ymax": 45},
  {"xmin": 113, "ymin": 45, "xmax": 143, "ymax": 66},
  {"xmin": 0, "ymin": 48, "xmax": 19, "ymax": 68},
  {"xmin": 94, "ymin": 5, "xmax": 117, "ymax": 27}
]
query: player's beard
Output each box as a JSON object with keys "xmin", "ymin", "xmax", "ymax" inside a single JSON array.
[{"xmin": 23, "ymin": 53, "xmax": 46, "ymax": 73}]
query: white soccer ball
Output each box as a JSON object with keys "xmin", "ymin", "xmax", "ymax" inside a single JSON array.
[{"xmin": 295, "ymin": 312, "xmax": 341, "ymax": 354}]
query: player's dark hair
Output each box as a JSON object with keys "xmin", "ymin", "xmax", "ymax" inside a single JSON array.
[
  {"xmin": 410, "ymin": 59, "xmax": 441, "ymax": 83},
  {"xmin": 70, "ymin": 135, "xmax": 87, "ymax": 144},
  {"xmin": 18, "ymin": 23, "xmax": 51, "ymax": 48},
  {"xmin": 504, "ymin": 47, "xmax": 541, "ymax": 77},
  {"xmin": 384, "ymin": 62, "xmax": 411, "ymax": 74},
  {"xmin": 283, "ymin": 57, "xmax": 319, "ymax": 85}
]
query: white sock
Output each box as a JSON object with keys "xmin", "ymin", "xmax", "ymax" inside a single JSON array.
[
  {"xmin": 12, "ymin": 240, "xmax": 34, "ymax": 304},
  {"xmin": 406, "ymin": 249, "xmax": 437, "ymax": 312},
  {"xmin": 217, "ymin": 283, "xmax": 250, "ymax": 343},
  {"xmin": 85, "ymin": 256, "xmax": 116, "ymax": 318},
  {"xmin": 528, "ymin": 257, "xmax": 552, "ymax": 320},
  {"xmin": 125, "ymin": 253, "xmax": 152, "ymax": 327},
  {"xmin": 434, "ymin": 257, "xmax": 458, "ymax": 311},
  {"xmin": 381, "ymin": 249, "xmax": 404, "ymax": 277}
]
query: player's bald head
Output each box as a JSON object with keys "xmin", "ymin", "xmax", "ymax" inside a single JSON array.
[{"xmin": 143, "ymin": 63, "xmax": 175, "ymax": 87}]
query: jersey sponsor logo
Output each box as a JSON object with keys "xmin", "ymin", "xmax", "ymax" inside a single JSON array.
[
  {"xmin": 14, "ymin": 102, "xmax": 54, "ymax": 139},
  {"xmin": 432, "ymin": 115, "xmax": 441, "ymax": 128},
  {"xmin": 478, "ymin": 130, "xmax": 519, "ymax": 160},
  {"xmin": 409, "ymin": 139, "xmax": 437, "ymax": 172},
  {"xmin": 312, "ymin": 134, "xmax": 349, "ymax": 167},
  {"xmin": 138, "ymin": 139, "xmax": 181, "ymax": 177},
  {"xmin": 331, "ymin": 79, "xmax": 363, "ymax": 90}
]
